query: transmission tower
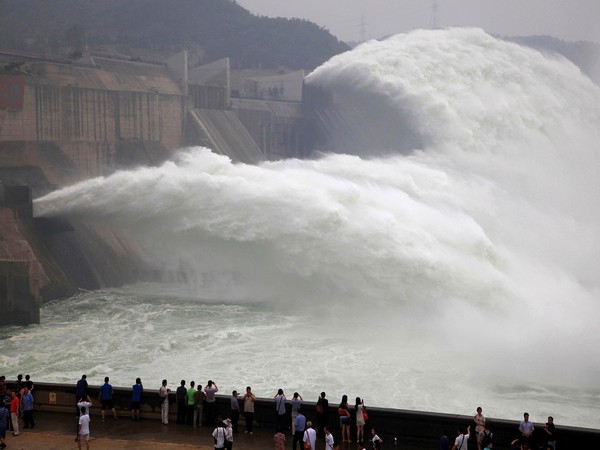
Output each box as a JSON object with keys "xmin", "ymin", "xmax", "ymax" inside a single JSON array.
[
  {"xmin": 359, "ymin": 15, "xmax": 368, "ymax": 42},
  {"xmin": 431, "ymin": 0, "xmax": 439, "ymax": 29}
]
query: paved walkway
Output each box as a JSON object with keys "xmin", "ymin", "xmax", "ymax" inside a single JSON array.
[{"xmin": 2, "ymin": 410, "xmax": 281, "ymax": 450}]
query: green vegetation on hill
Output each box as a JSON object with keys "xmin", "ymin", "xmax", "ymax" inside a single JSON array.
[{"xmin": 0, "ymin": 0, "xmax": 350, "ymax": 70}]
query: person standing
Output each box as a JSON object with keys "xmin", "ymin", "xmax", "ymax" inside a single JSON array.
[
  {"xmin": 24, "ymin": 375, "xmax": 33, "ymax": 392},
  {"xmin": 324, "ymin": 426, "xmax": 335, "ymax": 450},
  {"xmin": 304, "ymin": 420, "xmax": 317, "ymax": 450},
  {"xmin": 292, "ymin": 409, "xmax": 306, "ymax": 450},
  {"xmin": 75, "ymin": 395, "xmax": 92, "ymax": 442},
  {"xmin": 14, "ymin": 374, "xmax": 23, "ymax": 394},
  {"xmin": 76, "ymin": 375, "xmax": 88, "ymax": 416},
  {"xmin": 212, "ymin": 420, "xmax": 227, "ymax": 450},
  {"xmin": 439, "ymin": 430, "xmax": 451, "ymax": 450},
  {"xmin": 99, "ymin": 377, "xmax": 117, "ymax": 421},
  {"xmin": 194, "ymin": 384, "xmax": 205, "ymax": 428},
  {"xmin": 159, "ymin": 379, "xmax": 170, "ymax": 425},
  {"xmin": 21, "ymin": 386, "xmax": 35, "ymax": 429},
  {"xmin": 473, "ymin": 407, "xmax": 486, "ymax": 450},
  {"xmin": 274, "ymin": 426, "xmax": 286, "ymax": 450},
  {"xmin": 518, "ymin": 412, "xmax": 534, "ymax": 448},
  {"xmin": 356, "ymin": 397, "xmax": 366, "ymax": 442},
  {"xmin": 204, "ymin": 380, "xmax": 219, "ymax": 426},
  {"xmin": 0, "ymin": 377, "xmax": 6, "ymax": 402},
  {"xmin": 243, "ymin": 386, "xmax": 255, "ymax": 434},
  {"xmin": 230, "ymin": 390, "xmax": 240, "ymax": 433},
  {"xmin": 77, "ymin": 406, "xmax": 91, "ymax": 450},
  {"xmin": 0, "ymin": 377, "xmax": 7, "ymax": 432},
  {"xmin": 9, "ymin": 391, "xmax": 19, "ymax": 436},
  {"xmin": 543, "ymin": 416, "xmax": 556, "ymax": 450},
  {"xmin": 451, "ymin": 425, "xmax": 470, "ymax": 450},
  {"xmin": 0, "ymin": 401, "xmax": 7, "ymax": 449},
  {"xmin": 290, "ymin": 392, "xmax": 303, "ymax": 435},
  {"xmin": 176, "ymin": 380, "xmax": 187, "ymax": 424},
  {"xmin": 480, "ymin": 422, "xmax": 494, "ymax": 449},
  {"xmin": 316, "ymin": 392, "xmax": 329, "ymax": 438},
  {"xmin": 17, "ymin": 376, "xmax": 26, "ymax": 416},
  {"xmin": 338, "ymin": 395, "xmax": 351, "ymax": 443},
  {"xmin": 371, "ymin": 427, "xmax": 383, "ymax": 450},
  {"xmin": 274, "ymin": 388, "xmax": 287, "ymax": 432},
  {"xmin": 224, "ymin": 418, "xmax": 234, "ymax": 450},
  {"xmin": 186, "ymin": 381, "xmax": 197, "ymax": 425},
  {"xmin": 131, "ymin": 378, "xmax": 143, "ymax": 420}
]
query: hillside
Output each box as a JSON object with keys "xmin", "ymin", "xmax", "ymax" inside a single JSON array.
[
  {"xmin": 508, "ymin": 35, "xmax": 600, "ymax": 84},
  {"xmin": 0, "ymin": 0, "xmax": 350, "ymax": 70}
]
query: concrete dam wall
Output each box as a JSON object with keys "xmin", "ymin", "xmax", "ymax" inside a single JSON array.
[{"xmin": 0, "ymin": 55, "xmax": 304, "ymax": 324}]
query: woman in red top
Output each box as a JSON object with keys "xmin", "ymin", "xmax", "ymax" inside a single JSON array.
[
  {"xmin": 10, "ymin": 391, "xmax": 20, "ymax": 436},
  {"xmin": 338, "ymin": 395, "xmax": 351, "ymax": 443}
]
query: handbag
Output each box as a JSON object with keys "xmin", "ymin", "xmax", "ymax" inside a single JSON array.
[
  {"xmin": 315, "ymin": 401, "xmax": 323, "ymax": 414},
  {"xmin": 362, "ymin": 405, "xmax": 368, "ymax": 421}
]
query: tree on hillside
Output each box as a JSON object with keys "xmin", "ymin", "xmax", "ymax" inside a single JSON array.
[{"xmin": 0, "ymin": 0, "xmax": 349, "ymax": 70}]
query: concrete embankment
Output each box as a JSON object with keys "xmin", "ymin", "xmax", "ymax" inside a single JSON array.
[{"xmin": 16, "ymin": 382, "xmax": 600, "ymax": 449}]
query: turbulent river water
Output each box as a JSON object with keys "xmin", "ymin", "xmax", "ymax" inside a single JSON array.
[{"xmin": 1, "ymin": 28, "xmax": 599, "ymax": 429}]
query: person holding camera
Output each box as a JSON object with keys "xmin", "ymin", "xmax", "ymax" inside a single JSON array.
[
  {"xmin": 159, "ymin": 379, "xmax": 171, "ymax": 425},
  {"xmin": 543, "ymin": 416, "xmax": 556, "ymax": 450},
  {"xmin": 205, "ymin": 380, "xmax": 219, "ymax": 426}
]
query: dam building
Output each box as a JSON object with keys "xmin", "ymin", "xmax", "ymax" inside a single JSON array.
[{"xmin": 0, "ymin": 49, "xmax": 315, "ymax": 325}]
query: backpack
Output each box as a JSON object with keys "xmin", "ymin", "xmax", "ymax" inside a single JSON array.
[{"xmin": 481, "ymin": 431, "xmax": 494, "ymax": 448}]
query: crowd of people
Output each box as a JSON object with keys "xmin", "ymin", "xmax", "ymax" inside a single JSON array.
[
  {"xmin": 440, "ymin": 407, "xmax": 557, "ymax": 450},
  {"xmin": 1, "ymin": 374, "xmax": 561, "ymax": 450},
  {"xmin": 0, "ymin": 374, "xmax": 36, "ymax": 449},
  {"xmin": 151, "ymin": 380, "xmax": 385, "ymax": 450}
]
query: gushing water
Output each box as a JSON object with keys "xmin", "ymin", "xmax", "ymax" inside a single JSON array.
[{"xmin": 4, "ymin": 28, "xmax": 600, "ymax": 428}]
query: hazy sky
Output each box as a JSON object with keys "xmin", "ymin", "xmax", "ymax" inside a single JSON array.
[{"xmin": 237, "ymin": 0, "xmax": 600, "ymax": 43}]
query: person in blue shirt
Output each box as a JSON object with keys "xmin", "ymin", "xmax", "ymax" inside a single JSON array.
[
  {"xmin": 292, "ymin": 410, "xmax": 306, "ymax": 450},
  {"xmin": 99, "ymin": 377, "xmax": 117, "ymax": 421},
  {"xmin": 131, "ymin": 378, "xmax": 143, "ymax": 420},
  {"xmin": 21, "ymin": 387, "xmax": 35, "ymax": 429},
  {"xmin": 230, "ymin": 390, "xmax": 240, "ymax": 433}
]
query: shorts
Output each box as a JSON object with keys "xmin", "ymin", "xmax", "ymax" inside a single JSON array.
[
  {"xmin": 79, "ymin": 433, "xmax": 90, "ymax": 441},
  {"xmin": 339, "ymin": 416, "xmax": 350, "ymax": 426},
  {"xmin": 131, "ymin": 401, "xmax": 141, "ymax": 410},
  {"xmin": 101, "ymin": 399, "xmax": 114, "ymax": 410}
]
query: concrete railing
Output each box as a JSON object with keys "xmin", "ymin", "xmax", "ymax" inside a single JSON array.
[{"xmin": 15, "ymin": 382, "xmax": 600, "ymax": 448}]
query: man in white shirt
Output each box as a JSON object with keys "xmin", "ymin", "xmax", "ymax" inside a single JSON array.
[
  {"xmin": 303, "ymin": 421, "xmax": 317, "ymax": 450},
  {"xmin": 212, "ymin": 421, "xmax": 227, "ymax": 449},
  {"xmin": 77, "ymin": 406, "xmax": 91, "ymax": 450},
  {"xmin": 519, "ymin": 412, "xmax": 535, "ymax": 447},
  {"xmin": 325, "ymin": 426, "xmax": 335, "ymax": 450},
  {"xmin": 159, "ymin": 379, "xmax": 170, "ymax": 425},
  {"xmin": 452, "ymin": 425, "xmax": 471, "ymax": 450}
]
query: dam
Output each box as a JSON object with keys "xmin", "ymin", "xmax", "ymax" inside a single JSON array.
[{"xmin": 0, "ymin": 50, "xmax": 310, "ymax": 323}]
